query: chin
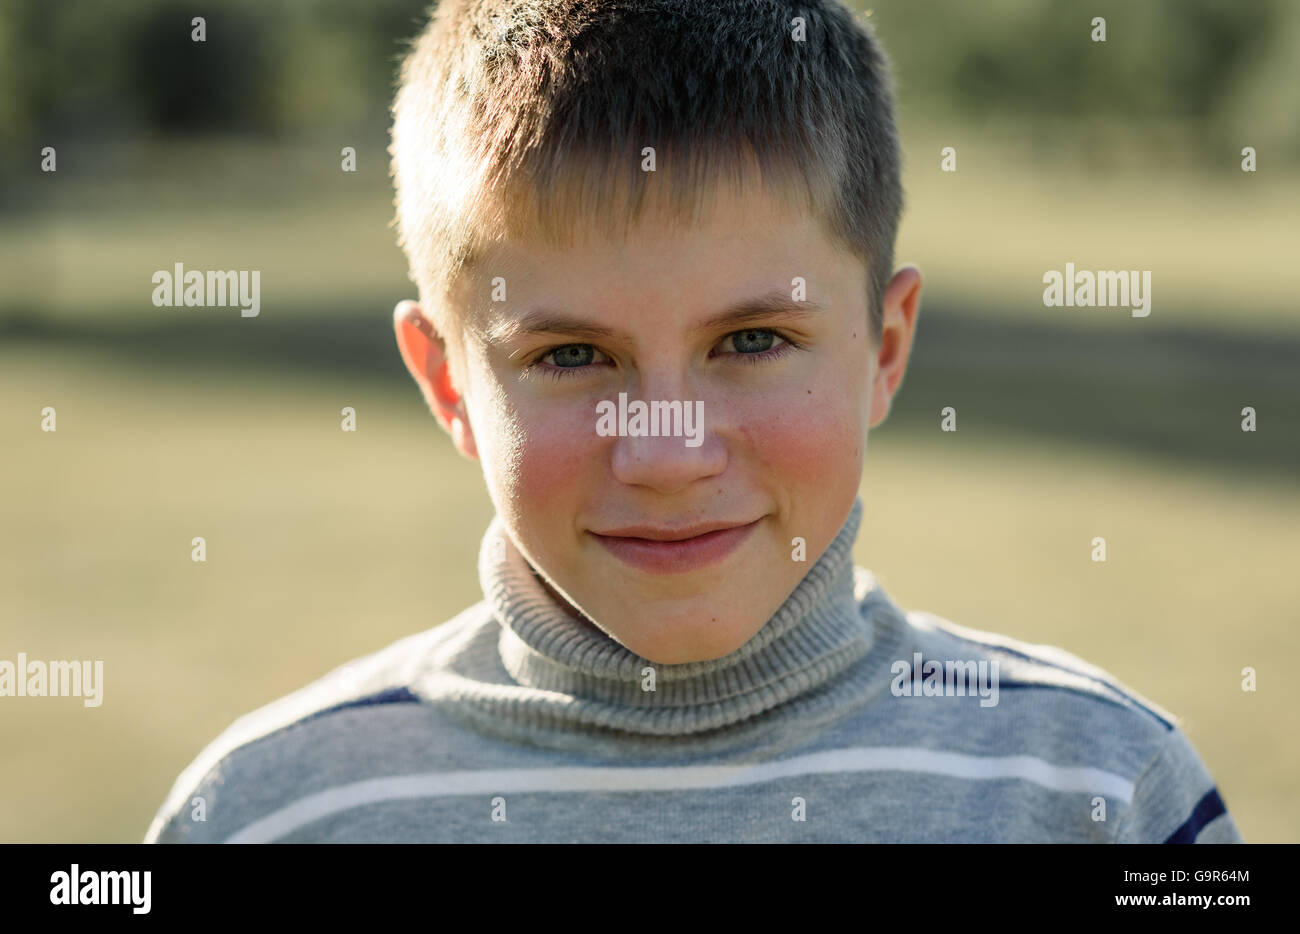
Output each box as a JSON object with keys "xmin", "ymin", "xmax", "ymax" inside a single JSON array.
[{"xmin": 616, "ymin": 611, "xmax": 758, "ymax": 665}]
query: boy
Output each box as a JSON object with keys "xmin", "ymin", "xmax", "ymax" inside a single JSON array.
[{"xmin": 145, "ymin": 0, "xmax": 1242, "ymax": 843}]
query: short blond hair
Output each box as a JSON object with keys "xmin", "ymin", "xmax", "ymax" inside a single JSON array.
[{"xmin": 390, "ymin": 0, "xmax": 903, "ymax": 343}]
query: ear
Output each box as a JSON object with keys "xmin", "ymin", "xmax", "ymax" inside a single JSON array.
[
  {"xmin": 392, "ymin": 300, "xmax": 478, "ymax": 460},
  {"xmin": 868, "ymin": 265, "xmax": 922, "ymax": 429}
]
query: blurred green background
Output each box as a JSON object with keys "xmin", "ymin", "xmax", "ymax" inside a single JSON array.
[{"xmin": 1, "ymin": 0, "xmax": 1297, "ymax": 843}]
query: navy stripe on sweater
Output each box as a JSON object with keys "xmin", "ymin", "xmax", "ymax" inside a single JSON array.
[
  {"xmin": 939, "ymin": 634, "xmax": 1175, "ymax": 731},
  {"xmin": 299, "ymin": 686, "xmax": 421, "ymax": 728},
  {"xmin": 1163, "ymin": 788, "xmax": 1228, "ymax": 843}
]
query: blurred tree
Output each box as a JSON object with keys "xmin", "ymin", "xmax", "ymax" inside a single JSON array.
[
  {"xmin": 123, "ymin": 4, "xmax": 275, "ymax": 133},
  {"xmin": 0, "ymin": 0, "xmax": 1295, "ymax": 177}
]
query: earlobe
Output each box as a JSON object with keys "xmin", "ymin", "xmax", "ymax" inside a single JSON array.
[
  {"xmin": 392, "ymin": 300, "xmax": 478, "ymax": 459},
  {"xmin": 867, "ymin": 369, "xmax": 893, "ymax": 429},
  {"xmin": 868, "ymin": 266, "xmax": 923, "ymax": 429},
  {"xmin": 452, "ymin": 417, "xmax": 478, "ymax": 460},
  {"xmin": 883, "ymin": 265, "xmax": 923, "ymax": 333}
]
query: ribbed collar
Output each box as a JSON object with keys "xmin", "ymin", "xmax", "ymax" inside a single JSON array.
[{"xmin": 470, "ymin": 498, "xmax": 879, "ymax": 740}]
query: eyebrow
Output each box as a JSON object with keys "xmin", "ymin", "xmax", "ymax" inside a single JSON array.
[{"xmin": 482, "ymin": 289, "xmax": 826, "ymax": 345}]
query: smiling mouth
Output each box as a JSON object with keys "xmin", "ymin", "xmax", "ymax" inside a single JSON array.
[
  {"xmin": 590, "ymin": 519, "xmax": 761, "ymax": 574},
  {"xmin": 595, "ymin": 521, "xmax": 752, "ymax": 541}
]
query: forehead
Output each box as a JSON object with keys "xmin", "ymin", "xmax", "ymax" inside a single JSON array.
[{"xmin": 450, "ymin": 175, "xmax": 858, "ymax": 336}]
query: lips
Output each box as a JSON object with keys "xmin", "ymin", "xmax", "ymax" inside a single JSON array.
[
  {"xmin": 595, "ymin": 521, "xmax": 755, "ymax": 542},
  {"xmin": 590, "ymin": 519, "xmax": 761, "ymax": 574}
]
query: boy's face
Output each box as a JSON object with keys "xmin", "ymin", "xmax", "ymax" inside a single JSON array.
[{"xmin": 395, "ymin": 178, "xmax": 921, "ymax": 664}]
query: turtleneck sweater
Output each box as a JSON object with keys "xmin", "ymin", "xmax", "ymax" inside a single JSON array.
[
  {"xmin": 144, "ymin": 498, "xmax": 1243, "ymax": 843},
  {"xmin": 425, "ymin": 497, "xmax": 903, "ymax": 757}
]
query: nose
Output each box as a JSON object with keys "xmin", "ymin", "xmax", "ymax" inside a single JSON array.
[{"xmin": 607, "ymin": 395, "xmax": 726, "ymax": 494}]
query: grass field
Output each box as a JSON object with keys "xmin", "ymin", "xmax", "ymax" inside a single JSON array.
[{"xmin": 1, "ymin": 136, "xmax": 1296, "ymax": 842}]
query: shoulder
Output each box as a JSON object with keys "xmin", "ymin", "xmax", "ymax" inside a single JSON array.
[
  {"xmin": 143, "ymin": 602, "xmax": 490, "ymax": 843},
  {"xmin": 904, "ymin": 604, "xmax": 1180, "ymax": 733},
  {"xmin": 856, "ymin": 567, "xmax": 1177, "ymax": 737},
  {"xmin": 873, "ymin": 592, "xmax": 1240, "ymax": 842}
]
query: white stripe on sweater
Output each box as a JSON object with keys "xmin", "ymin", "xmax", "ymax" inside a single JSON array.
[{"xmin": 224, "ymin": 746, "xmax": 1134, "ymax": 842}]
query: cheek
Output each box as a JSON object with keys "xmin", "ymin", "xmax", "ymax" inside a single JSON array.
[
  {"xmin": 492, "ymin": 393, "xmax": 605, "ymax": 510},
  {"xmin": 728, "ymin": 380, "xmax": 866, "ymax": 481}
]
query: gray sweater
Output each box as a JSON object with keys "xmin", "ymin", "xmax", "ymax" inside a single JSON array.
[{"xmin": 144, "ymin": 498, "xmax": 1243, "ymax": 843}]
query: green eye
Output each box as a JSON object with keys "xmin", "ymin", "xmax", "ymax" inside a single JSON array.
[
  {"xmin": 530, "ymin": 343, "xmax": 610, "ymax": 381},
  {"xmin": 730, "ymin": 329, "xmax": 777, "ymax": 353},
  {"xmin": 546, "ymin": 344, "xmax": 597, "ymax": 367}
]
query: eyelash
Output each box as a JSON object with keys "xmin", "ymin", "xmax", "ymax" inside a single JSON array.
[{"xmin": 527, "ymin": 330, "xmax": 804, "ymax": 381}]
